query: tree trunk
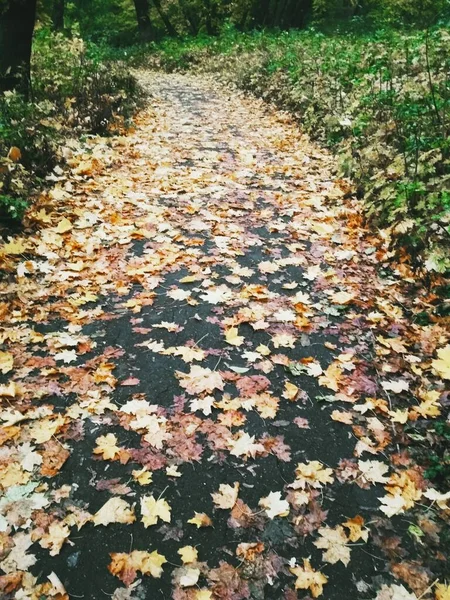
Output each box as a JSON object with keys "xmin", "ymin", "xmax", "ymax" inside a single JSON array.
[
  {"xmin": 152, "ymin": 0, "xmax": 178, "ymax": 37},
  {"xmin": 178, "ymin": 0, "xmax": 198, "ymax": 35},
  {"xmin": 52, "ymin": 0, "xmax": 65, "ymax": 30},
  {"xmin": 132, "ymin": 0, "xmax": 154, "ymax": 41},
  {"xmin": 203, "ymin": 0, "xmax": 217, "ymax": 35},
  {"xmin": 252, "ymin": 0, "xmax": 271, "ymax": 27},
  {"xmin": 0, "ymin": 0, "xmax": 38, "ymax": 94}
]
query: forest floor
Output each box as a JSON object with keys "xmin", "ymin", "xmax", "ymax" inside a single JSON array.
[{"xmin": 0, "ymin": 73, "xmax": 449, "ymax": 600}]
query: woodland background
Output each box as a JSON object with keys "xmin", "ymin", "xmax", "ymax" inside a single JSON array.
[{"xmin": 1, "ymin": 0, "xmax": 450, "ymax": 277}]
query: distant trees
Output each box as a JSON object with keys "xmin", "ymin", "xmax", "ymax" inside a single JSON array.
[
  {"xmin": 0, "ymin": 0, "xmax": 38, "ymax": 94},
  {"xmin": 52, "ymin": 0, "xmax": 65, "ymax": 30}
]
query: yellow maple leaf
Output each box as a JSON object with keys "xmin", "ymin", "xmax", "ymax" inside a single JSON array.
[
  {"xmin": 0, "ymin": 351, "xmax": 13, "ymax": 374},
  {"xmin": 93, "ymin": 433, "xmax": 121, "ymax": 460},
  {"xmin": 290, "ymin": 558, "xmax": 328, "ymax": 598},
  {"xmin": 39, "ymin": 522, "xmax": 71, "ymax": 556},
  {"xmin": 1, "ymin": 238, "xmax": 28, "ymax": 255},
  {"xmin": 92, "ymin": 498, "xmax": 136, "ymax": 526},
  {"xmin": 259, "ymin": 491, "xmax": 290, "ymax": 519},
  {"xmin": 109, "ymin": 550, "xmax": 167, "ymax": 583},
  {"xmin": 282, "ymin": 381, "xmax": 298, "ymax": 401},
  {"xmin": 435, "ymin": 582, "xmax": 450, "ymax": 600},
  {"xmin": 293, "ymin": 461, "xmax": 334, "ymax": 489},
  {"xmin": 228, "ymin": 431, "xmax": 265, "ymax": 459},
  {"xmin": 196, "ymin": 591, "xmax": 213, "ymax": 600},
  {"xmin": 132, "ymin": 467, "xmax": 153, "ymax": 485},
  {"xmin": 28, "ymin": 415, "xmax": 66, "ymax": 444},
  {"xmin": 432, "ymin": 345, "xmax": 450, "ymax": 380},
  {"xmin": 342, "ymin": 515, "xmax": 369, "ymax": 542},
  {"xmin": 330, "ymin": 290, "xmax": 355, "ymax": 305},
  {"xmin": 187, "ymin": 512, "xmax": 213, "ymax": 528},
  {"xmin": 55, "ymin": 217, "xmax": 73, "ymax": 233},
  {"xmin": 0, "ymin": 462, "xmax": 30, "ymax": 488},
  {"xmin": 141, "ymin": 495, "xmax": 171, "ymax": 527},
  {"xmin": 318, "ymin": 362, "xmax": 343, "ymax": 392},
  {"xmin": 177, "ymin": 365, "xmax": 224, "ymax": 395},
  {"xmin": 225, "ymin": 327, "xmax": 245, "ymax": 346},
  {"xmin": 313, "ymin": 526, "xmax": 351, "ymax": 566},
  {"xmin": 178, "ymin": 545, "xmax": 198, "ymax": 564},
  {"xmin": 212, "ymin": 482, "xmax": 239, "ymax": 510},
  {"xmin": 255, "ymin": 393, "xmax": 279, "ymax": 419}
]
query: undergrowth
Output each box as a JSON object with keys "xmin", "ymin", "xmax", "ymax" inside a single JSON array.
[
  {"xmin": 145, "ymin": 25, "xmax": 450, "ymax": 275},
  {"xmin": 0, "ymin": 29, "xmax": 142, "ymax": 229}
]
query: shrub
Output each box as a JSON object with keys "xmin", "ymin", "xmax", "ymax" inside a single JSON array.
[{"xmin": 0, "ymin": 29, "xmax": 142, "ymax": 231}]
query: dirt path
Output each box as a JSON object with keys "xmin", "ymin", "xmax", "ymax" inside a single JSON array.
[{"xmin": 0, "ymin": 73, "xmax": 448, "ymax": 600}]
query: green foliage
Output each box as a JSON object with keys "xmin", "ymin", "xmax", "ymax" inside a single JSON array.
[
  {"xmin": 0, "ymin": 194, "xmax": 29, "ymax": 220},
  {"xmin": 0, "ymin": 29, "xmax": 142, "ymax": 227},
  {"xmin": 311, "ymin": 0, "xmax": 450, "ymax": 25},
  {"xmin": 147, "ymin": 26, "xmax": 450, "ymax": 273},
  {"xmin": 66, "ymin": 0, "xmax": 139, "ymax": 45},
  {"xmin": 424, "ymin": 422, "xmax": 450, "ymax": 486}
]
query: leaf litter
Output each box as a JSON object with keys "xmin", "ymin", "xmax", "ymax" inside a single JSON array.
[{"xmin": 0, "ymin": 72, "xmax": 448, "ymax": 599}]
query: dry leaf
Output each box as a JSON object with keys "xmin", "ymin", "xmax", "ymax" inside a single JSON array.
[
  {"xmin": 93, "ymin": 433, "xmax": 121, "ymax": 460},
  {"xmin": 212, "ymin": 482, "xmax": 239, "ymax": 509},
  {"xmin": 313, "ymin": 525, "xmax": 351, "ymax": 566},
  {"xmin": 178, "ymin": 546, "xmax": 198, "ymax": 564},
  {"xmin": 109, "ymin": 550, "xmax": 167, "ymax": 585},
  {"xmin": 293, "ymin": 460, "xmax": 334, "ymax": 489},
  {"xmin": 290, "ymin": 558, "xmax": 328, "ymax": 598},
  {"xmin": 259, "ymin": 491, "xmax": 290, "ymax": 519},
  {"xmin": 93, "ymin": 498, "xmax": 136, "ymax": 526},
  {"xmin": 187, "ymin": 512, "xmax": 212, "ymax": 528},
  {"xmin": 141, "ymin": 495, "xmax": 171, "ymax": 527}
]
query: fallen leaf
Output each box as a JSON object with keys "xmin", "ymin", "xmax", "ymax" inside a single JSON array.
[
  {"xmin": 0, "ymin": 352, "xmax": 13, "ymax": 374},
  {"xmin": 141, "ymin": 495, "xmax": 171, "ymax": 527},
  {"xmin": 178, "ymin": 546, "xmax": 198, "ymax": 564},
  {"xmin": 187, "ymin": 512, "xmax": 212, "ymax": 528},
  {"xmin": 293, "ymin": 461, "xmax": 334, "ymax": 489},
  {"xmin": 109, "ymin": 550, "xmax": 167, "ymax": 585},
  {"xmin": 93, "ymin": 498, "xmax": 136, "ymax": 526},
  {"xmin": 432, "ymin": 345, "xmax": 450, "ymax": 380},
  {"xmin": 212, "ymin": 482, "xmax": 239, "ymax": 509},
  {"xmin": 259, "ymin": 491, "xmax": 290, "ymax": 519},
  {"xmin": 179, "ymin": 567, "xmax": 200, "ymax": 587},
  {"xmin": 313, "ymin": 525, "xmax": 351, "ymax": 566},
  {"xmin": 225, "ymin": 327, "xmax": 245, "ymax": 346},
  {"xmin": 290, "ymin": 558, "xmax": 328, "ymax": 598},
  {"xmin": 177, "ymin": 366, "xmax": 224, "ymax": 395},
  {"xmin": 94, "ymin": 433, "xmax": 121, "ymax": 460}
]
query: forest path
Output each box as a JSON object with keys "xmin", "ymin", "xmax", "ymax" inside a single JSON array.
[{"xmin": 0, "ymin": 73, "xmax": 447, "ymax": 600}]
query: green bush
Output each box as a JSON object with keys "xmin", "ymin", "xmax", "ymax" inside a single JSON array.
[
  {"xmin": 0, "ymin": 29, "xmax": 142, "ymax": 229},
  {"xmin": 148, "ymin": 26, "xmax": 450, "ymax": 274}
]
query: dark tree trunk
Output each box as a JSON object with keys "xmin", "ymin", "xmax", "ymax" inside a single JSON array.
[
  {"xmin": 178, "ymin": 0, "xmax": 198, "ymax": 35},
  {"xmin": 133, "ymin": 0, "xmax": 154, "ymax": 41},
  {"xmin": 0, "ymin": 0, "xmax": 38, "ymax": 94},
  {"xmin": 203, "ymin": 0, "xmax": 217, "ymax": 35},
  {"xmin": 52, "ymin": 0, "xmax": 65, "ymax": 30},
  {"xmin": 252, "ymin": 0, "xmax": 271, "ymax": 27},
  {"xmin": 152, "ymin": 0, "xmax": 178, "ymax": 37}
]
